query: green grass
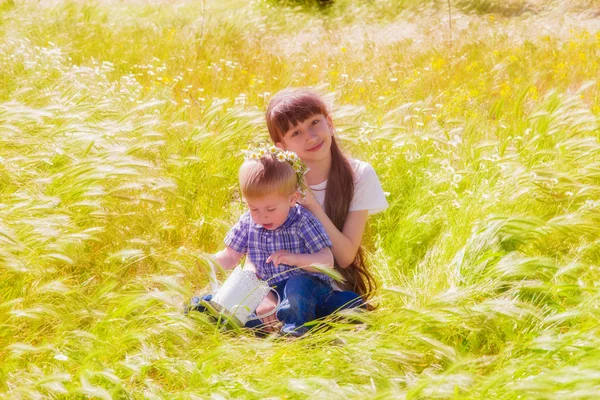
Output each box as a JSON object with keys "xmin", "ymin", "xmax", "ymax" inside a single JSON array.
[{"xmin": 1, "ymin": 0, "xmax": 600, "ymax": 397}]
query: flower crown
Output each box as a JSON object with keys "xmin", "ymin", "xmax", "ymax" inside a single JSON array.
[{"xmin": 243, "ymin": 145, "xmax": 308, "ymax": 195}]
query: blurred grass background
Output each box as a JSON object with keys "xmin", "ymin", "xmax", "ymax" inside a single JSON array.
[{"xmin": 1, "ymin": 0, "xmax": 600, "ymax": 397}]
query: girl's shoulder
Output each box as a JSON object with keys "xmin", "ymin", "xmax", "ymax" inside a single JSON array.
[
  {"xmin": 348, "ymin": 158, "xmax": 378, "ymax": 183},
  {"xmin": 348, "ymin": 158, "xmax": 388, "ymax": 215}
]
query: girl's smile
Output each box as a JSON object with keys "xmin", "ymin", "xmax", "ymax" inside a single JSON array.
[{"xmin": 306, "ymin": 141, "xmax": 324, "ymax": 152}]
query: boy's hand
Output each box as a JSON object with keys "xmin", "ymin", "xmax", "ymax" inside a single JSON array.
[{"xmin": 267, "ymin": 250, "xmax": 297, "ymax": 268}]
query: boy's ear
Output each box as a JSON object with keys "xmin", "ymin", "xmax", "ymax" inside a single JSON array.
[{"xmin": 289, "ymin": 192, "xmax": 299, "ymax": 205}]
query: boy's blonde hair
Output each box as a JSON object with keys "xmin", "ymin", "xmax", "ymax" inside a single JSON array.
[{"xmin": 239, "ymin": 154, "xmax": 297, "ymax": 199}]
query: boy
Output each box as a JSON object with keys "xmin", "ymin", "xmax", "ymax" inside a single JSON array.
[{"xmin": 190, "ymin": 146, "xmax": 335, "ymax": 336}]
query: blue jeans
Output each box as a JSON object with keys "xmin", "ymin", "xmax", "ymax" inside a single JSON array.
[{"xmin": 189, "ymin": 274, "xmax": 364, "ymax": 336}]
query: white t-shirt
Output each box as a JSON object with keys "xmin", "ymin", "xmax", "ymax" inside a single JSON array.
[{"xmin": 308, "ymin": 159, "xmax": 388, "ymax": 215}]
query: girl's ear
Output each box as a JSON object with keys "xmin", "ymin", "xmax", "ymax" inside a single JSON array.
[
  {"xmin": 276, "ymin": 141, "xmax": 286, "ymax": 150},
  {"xmin": 326, "ymin": 115, "xmax": 334, "ymax": 135}
]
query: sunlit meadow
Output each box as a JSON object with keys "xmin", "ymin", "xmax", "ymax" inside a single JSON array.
[{"xmin": 1, "ymin": 0, "xmax": 600, "ymax": 397}]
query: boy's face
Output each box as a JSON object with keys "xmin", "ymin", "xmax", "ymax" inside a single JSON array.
[
  {"xmin": 276, "ymin": 113, "xmax": 333, "ymax": 164},
  {"xmin": 245, "ymin": 192, "xmax": 298, "ymax": 230}
]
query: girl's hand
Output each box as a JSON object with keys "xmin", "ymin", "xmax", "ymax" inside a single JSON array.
[
  {"xmin": 297, "ymin": 188, "xmax": 319, "ymax": 213},
  {"xmin": 267, "ymin": 250, "xmax": 298, "ymax": 268},
  {"xmin": 256, "ymin": 291, "xmax": 280, "ymax": 332}
]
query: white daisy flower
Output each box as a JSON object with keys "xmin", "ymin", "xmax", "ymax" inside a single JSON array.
[
  {"xmin": 276, "ymin": 153, "xmax": 287, "ymax": 162},
  {"xmin": 269, "ymin": 146, "xmax": 278, "ymax": 154},
  {"xmin": 285, "ymin": 151, "xmax": 298, "ymax": 161}
]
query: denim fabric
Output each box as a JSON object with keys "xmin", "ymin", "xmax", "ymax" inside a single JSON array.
[
  {"xmin": 188, "ymin": 275, "xmax": 364, "ymax": 336},
  {"xmin": 276, "ymin": 275, "xmax": 331, "ymax": 336},
  {"xmin": 317, "ymin": 290, "xmax": 364, "ymax": 318}
]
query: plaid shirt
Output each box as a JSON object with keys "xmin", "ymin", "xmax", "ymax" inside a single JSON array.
[{"xmin": 224, "ymin": 204, "xmax": 333, "ymax": 286}]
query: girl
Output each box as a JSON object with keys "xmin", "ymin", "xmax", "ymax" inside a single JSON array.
[{"xmin": 255, "ymin": 88, "xmax": 389, "ymax": 329}]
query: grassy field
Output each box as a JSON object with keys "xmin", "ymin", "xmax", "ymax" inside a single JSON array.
[{"xmin": 1, "ymin": 0, "xmax": 600, "ymax": 397}]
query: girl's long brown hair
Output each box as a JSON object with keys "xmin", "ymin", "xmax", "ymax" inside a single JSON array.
[{"xmin": 265, "ymin": 88, "xmax": 377, "ymax": 302}]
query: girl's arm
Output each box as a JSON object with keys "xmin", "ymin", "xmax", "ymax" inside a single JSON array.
[
  {"xmin": 301, "ymin": 191, "xmax": 368, "ymax": 268},
  {"xmin": 214, "ymin": 246, "xmax": 245, "ymax": 270}
]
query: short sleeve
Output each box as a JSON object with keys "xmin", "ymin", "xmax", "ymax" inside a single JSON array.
[
  {"xmin": 298, "ymin": 210, "xmax": 333, "ymax": 253},
  {"xmin": 224, "ymin": 212, "xmax": 250, "ymax": 253},
  {"xmin": 349, "ymin": 162, "xmax": 389, "ymax": 215}
]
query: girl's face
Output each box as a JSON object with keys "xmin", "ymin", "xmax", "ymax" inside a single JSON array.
[
  {"xmin": 245, "ymin": 192, "xmax": 297, "ymax": 230},
  {"xmin": 276, "ymin": 114, "xmax": 333, "ymax": 164}
]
